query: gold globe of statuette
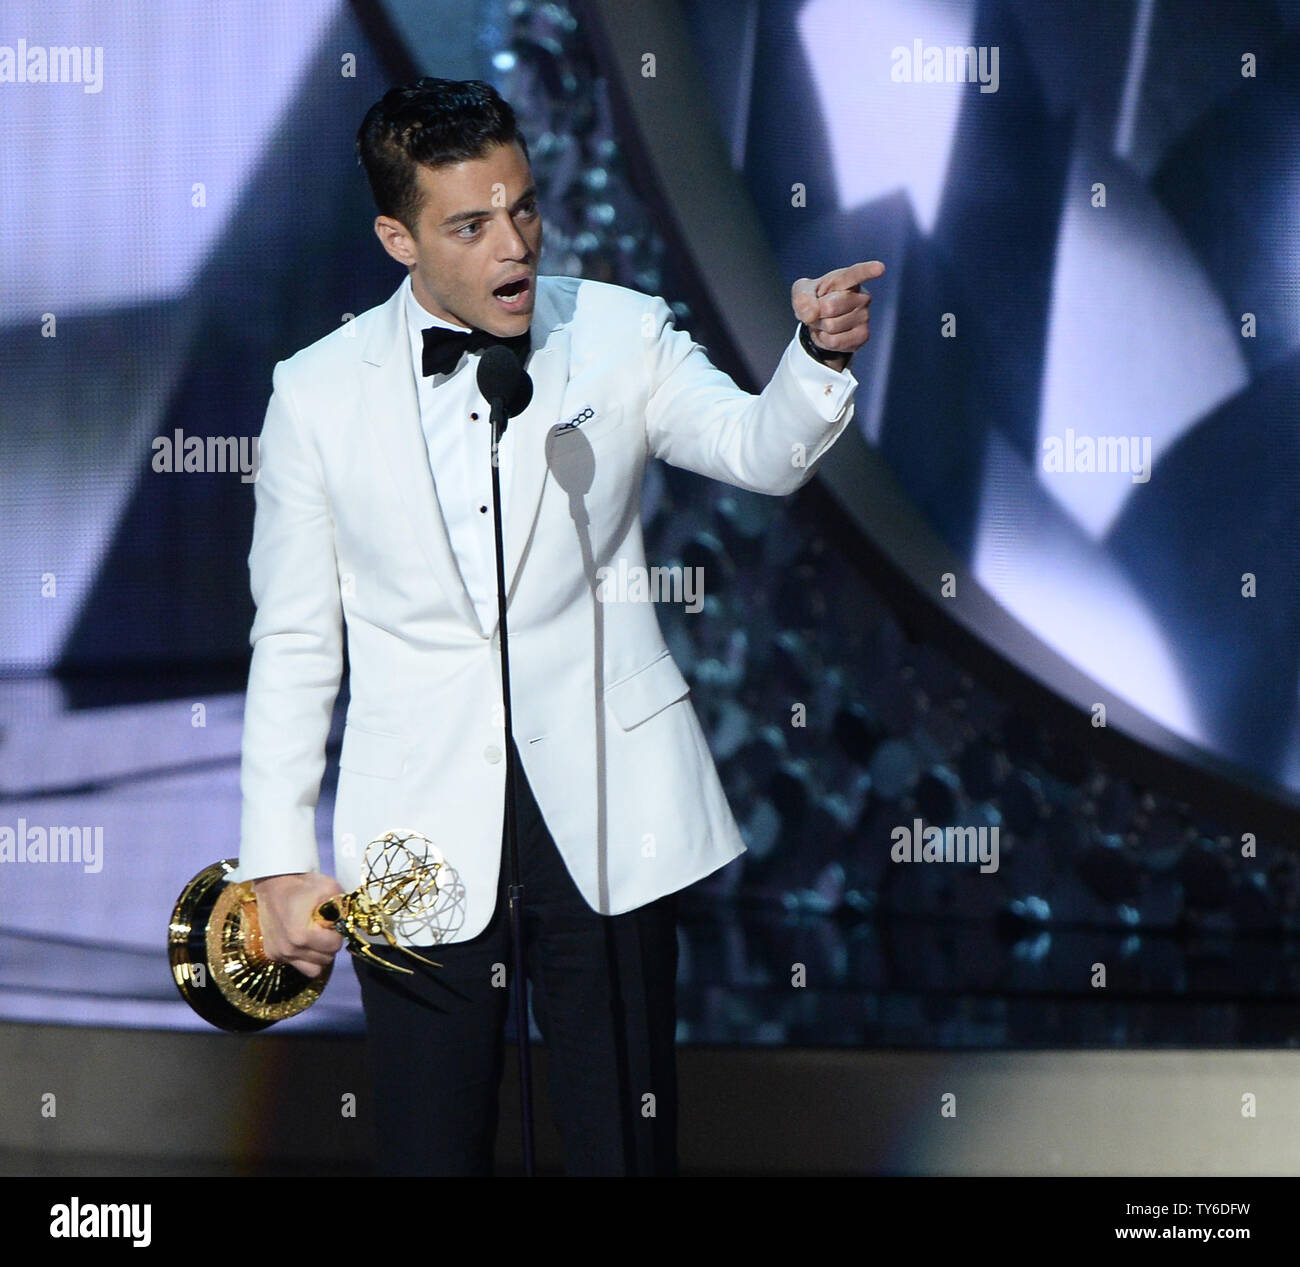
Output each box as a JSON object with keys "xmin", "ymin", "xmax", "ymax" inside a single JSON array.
[{"xmin": 168, "ymin": 831, "xmax": 445, "ymax": 1032}]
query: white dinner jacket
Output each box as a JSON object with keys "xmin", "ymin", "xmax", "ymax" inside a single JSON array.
[{"xmin": 231, "ymin": 272, "xmax": 858, "ymax": 944}]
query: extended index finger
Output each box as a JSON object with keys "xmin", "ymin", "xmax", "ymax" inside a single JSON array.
[{"xmin": 817, "ymin": 259, "xmax": 886, "ymax": 295}]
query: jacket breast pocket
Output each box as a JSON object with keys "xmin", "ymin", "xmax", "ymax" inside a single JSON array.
[
  {"xmin": 338, "ymin": 724, "xmax": 406, "ymax": 779},
  {"xmin": 549, "ymin": 404, "xmax": 630, "ymax": 450},
  {"xmin": 604, "ymin": 650, "xmax": 691, "ymax": 730}
]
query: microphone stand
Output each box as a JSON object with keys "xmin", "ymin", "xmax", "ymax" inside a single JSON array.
[{"xmin": 485, "ymin": 376, "xmax": 536, "ymax": 1178}]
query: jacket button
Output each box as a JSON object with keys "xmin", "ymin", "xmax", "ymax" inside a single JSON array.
[{"xmin": 484, "ymin": 744, "xmax": 503, "ymax": 763}]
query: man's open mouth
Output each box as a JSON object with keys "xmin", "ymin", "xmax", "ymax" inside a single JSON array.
[{"xmin": 492, "ymin": 276, "xmax": 531, "ymax": 308}]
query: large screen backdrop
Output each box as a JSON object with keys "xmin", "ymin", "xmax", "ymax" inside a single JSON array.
[{"xmin": 678, "ymin": 0, "xmax": 1300, "ymax": 803}]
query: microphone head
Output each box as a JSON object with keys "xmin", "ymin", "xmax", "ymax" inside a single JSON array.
[{"xmin": 477, "ymin": 344, "xmax": 534, "ymax": 421}]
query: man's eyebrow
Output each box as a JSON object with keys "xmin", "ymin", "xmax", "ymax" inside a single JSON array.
[{"xmin": 439, "ymin": 184, "xmax": 538, "ymax": 229}]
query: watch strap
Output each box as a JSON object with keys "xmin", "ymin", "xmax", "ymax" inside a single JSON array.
[{"xmin": 799, "ymin": 321, "xmax": 848, "ymax": 365}]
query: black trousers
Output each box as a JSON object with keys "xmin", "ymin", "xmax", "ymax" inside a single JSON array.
[{"xmin": 353, "ymin": 737, "xmax": 680, "ymax": 1176}]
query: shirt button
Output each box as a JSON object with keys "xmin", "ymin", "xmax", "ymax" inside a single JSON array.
[
  {"xmin": 484, "ymin": 743, "xmax": 503, "ymax": 763},
  {"xmin": 470, "ymin": 412, "xmax": 479, "ymax": 420},
  {"xmin": 824, "ymin": 385, "xmax": 832, "ymax": 395}
]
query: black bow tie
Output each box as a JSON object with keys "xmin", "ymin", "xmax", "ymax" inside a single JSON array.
[{"xmin": 421, "ymin": 322, "xmax": 531, "ymax": 378}]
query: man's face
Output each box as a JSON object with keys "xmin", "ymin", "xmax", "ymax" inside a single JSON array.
[{"xmin": 373, "ymin": 139, "xmax": 541, "ymax": 337}]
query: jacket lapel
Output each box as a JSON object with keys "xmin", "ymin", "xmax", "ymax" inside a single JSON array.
[
  {"xmin": 492, "ymin": 286, "xmax": 570, "ymax": 639},
  {"xmin": 361, "ymin": 277, "xmax": 571, "ymax": 639}
]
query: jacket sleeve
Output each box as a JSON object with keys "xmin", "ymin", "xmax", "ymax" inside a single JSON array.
[
  {"xmin": 641, "ymin": 294, "xmax": 858, "ymax": 495},
  {"xmin": 230, "ymin": 360, "xmax": 344, "ymax": 882}
]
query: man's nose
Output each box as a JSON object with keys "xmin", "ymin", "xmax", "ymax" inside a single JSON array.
[{"xmin": 495, "ymin": 215, "xmax": 531, "ymax": 258}]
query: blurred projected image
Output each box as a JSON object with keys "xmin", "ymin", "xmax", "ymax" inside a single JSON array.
[{"xmin": 686, "ymin": 0, "xmax": 1300, "ymax": 798}]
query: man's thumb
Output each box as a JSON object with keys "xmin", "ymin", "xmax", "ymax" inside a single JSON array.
[{"xmin": 792, "ymin": 281, "xmax": 817, "ymax": 322}]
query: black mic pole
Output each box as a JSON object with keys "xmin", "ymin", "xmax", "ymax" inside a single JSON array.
[{"xmin": 478, "ymin": 345, "xmax": 536, "ymax": 1177}]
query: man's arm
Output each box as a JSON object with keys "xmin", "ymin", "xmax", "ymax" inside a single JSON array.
[
  {"xmin": 234, "ymin": 360, "xmax": 345, "ymax": 883},
  {"xmin": 642, "ymin": 297, "xmax": 857, "ymax": 496},
  {"xmin": 642, "ymin": 260, "xmax": 882, "ymax": 495},
  {"xmin": 232, "ymin": 361, "xmax": 348, "ymax": 976}
]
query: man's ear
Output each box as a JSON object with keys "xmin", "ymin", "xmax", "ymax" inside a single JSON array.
[{"xmin": 374, "ymin": 215, "xmax": 417, "ymax": 267}]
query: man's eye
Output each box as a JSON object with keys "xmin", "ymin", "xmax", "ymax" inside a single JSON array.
[
  {"xmin": 517, "ymin": 200, "xmax": 538, "ymax": 216},
  {"xmin": 458, "ymin": 222, "xmax": 480, "ymax": 237}
]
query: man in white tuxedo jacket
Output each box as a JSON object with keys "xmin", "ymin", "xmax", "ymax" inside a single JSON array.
[{"xmin": 235, "ymin": 77, "xmax": 881, "ymax": 1176}]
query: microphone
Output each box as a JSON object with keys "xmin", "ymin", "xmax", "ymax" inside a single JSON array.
[
  {"xmin": 473, "ymin": 337, "xmax": 537, "ymax": 1173},
  {"xmin": 476, "ymin": 343, "xmax": 534, "ymax": 431}
]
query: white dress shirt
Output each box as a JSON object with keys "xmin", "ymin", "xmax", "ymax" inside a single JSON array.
[{"xmin": 404, "ymin": 275, "xmax": 516, "ymax": 636}]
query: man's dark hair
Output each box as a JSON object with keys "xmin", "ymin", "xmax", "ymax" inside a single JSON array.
[{"xmin": 356, "ymin": 77, "xmax": 530, "ymax": 235}]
